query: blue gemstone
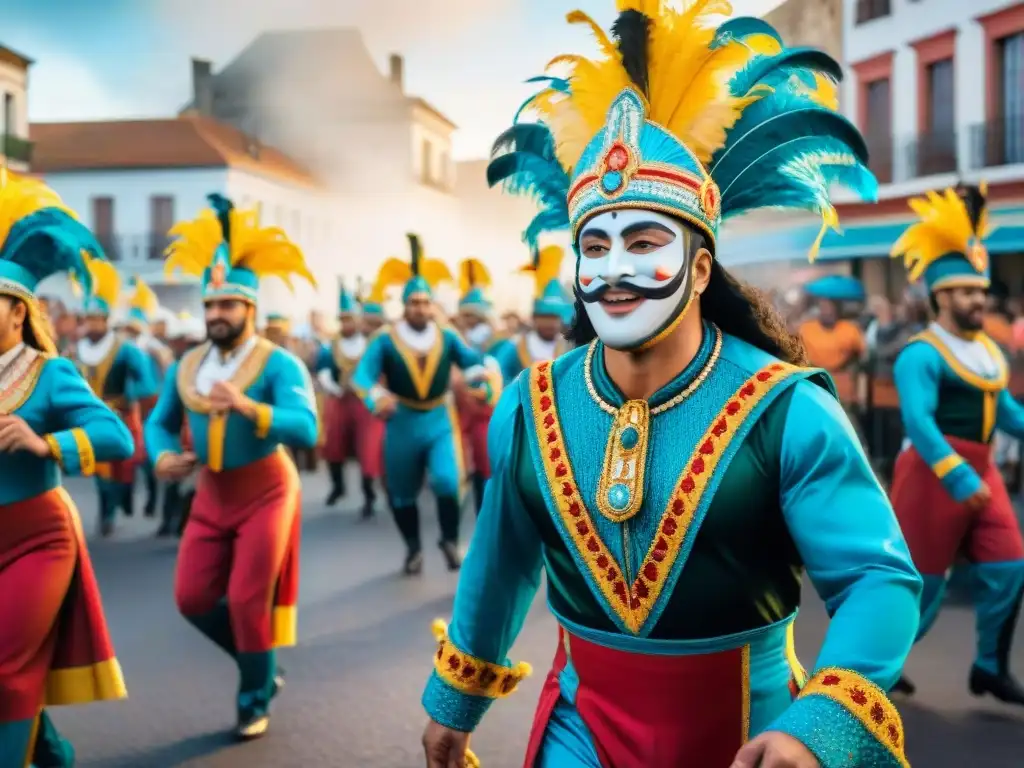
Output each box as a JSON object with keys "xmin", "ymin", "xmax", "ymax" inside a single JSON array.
[
  {"xmin": 607, "ymin": 483, "xmax": 630, "ymax": 511},
  {"xmin": 601, "ymin": 170, "xmax": 623, "ymax": 192},
  {"xmin": 620, "ymin": 425, "xmax": 639, "ymax": 450}
]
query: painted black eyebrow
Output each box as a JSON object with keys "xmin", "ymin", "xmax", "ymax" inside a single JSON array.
[
  {"xmin": 579, "ymin": 227, "xmax": 609, "ymax": 241},
  {"xmin": 620, "ymin": 221, "xmax": 675, "ymax": 239}
]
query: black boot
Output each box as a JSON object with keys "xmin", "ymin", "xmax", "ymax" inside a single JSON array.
[
  {"xmin": 360, "ymin": 475, "xmax": 376, "ymax": 520},
  {"xmin": 157, "ymin": 482, "xmax": 180, "ymax": 536},
  {"xmin": 891, "ymin": 676, "xmax": 916, "ymax": 696},
  {"xmin": 472, "ymin": 473, "xmax": 487, "ymax": 517},
  {"xmin": 391, "ymin": 505, "xmax": 422, "ymax": 575},
  {"xmin": 326, "ymin": 462, "xmax": 345, "ymax": 506},
  {"xmin": 436, "ymin": 496, "xmax": 463, "ymax": 571},
  {"xmin": 144, "ymin": 466, "xmax": 158, "ymax": 517},
  {"xmin": 970, "ymin": 585, "xmax": 1024, "ymax": 706},
  {"xmin": 122, "ymin": 482, "xmax": 135, "ymax": 518}
]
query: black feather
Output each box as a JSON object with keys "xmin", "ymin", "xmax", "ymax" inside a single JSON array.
[
  {"xmin": 956, "ymin": 183, "xmax": 987, "ymax": 234},
  {"xmin": 207, "ymin": 193, "xmax": 234, "ymax": 243},
  {"xmin": 407, "ymin": 233, "xmax": 422, "ymax": 276},
  {"xmin": 611, "ymin": 10, "xmax": 652, "ymax": 98}
]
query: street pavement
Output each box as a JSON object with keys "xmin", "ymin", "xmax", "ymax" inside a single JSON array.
[{"xmin": 51, "ymin": 470, "xmax": 1024, "ymax": 768}]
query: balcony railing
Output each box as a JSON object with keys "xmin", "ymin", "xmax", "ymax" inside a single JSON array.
[
  {"xmin": 93, "ymin": 233, "xmax": 176, "ymax": 264},
  {"xmin": 1, "ymin": 134, "xmax": 33, "ymax": 164},
  {"xmin": 148, "ymin": 232, "xmax": 173, "ymax": 260},
  {"xmin": 855, "ymin": 0, "xmax": 891, "ymax": 24},
  {"xmin": 905, "ymin": 130, "xmax": 958, "ymax": 178},
  {"xmin": 865, "ymin": 137, "xmax": 893, "ymax": 184},
  {"xmin": 968, "ymin": 115, "xmax": 1024, "ymax": 170}
]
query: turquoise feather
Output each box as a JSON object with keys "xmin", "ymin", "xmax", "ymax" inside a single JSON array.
[
  {"xmin": 0, "ymin": 208, "xmax": 100, "ymax": 293},
  {"xmin": 713, "ymin": 17, "xmax": 783, "ymax": 48},
  {"xmin": 728, "ymin": 47, "xmax": 841, "ymax": 101}
]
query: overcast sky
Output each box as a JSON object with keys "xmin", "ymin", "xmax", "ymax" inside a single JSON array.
[{"xmin": 6, "ymin": 0, "xmax": 787, "ymax": 159}]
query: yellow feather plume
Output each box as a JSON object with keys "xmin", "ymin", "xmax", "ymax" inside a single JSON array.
[
  {"xmin": 420, "ymin": 258, "xmax": 454, "ymax": 289},
  {"xmin": 83, "ymin": 252, "xmax": 121, "ymax": 309},
  {"xmin": 526, "ymin": 0, "xmax": 779, "ymax": 170},
  {"xmin": 164, "ymin": 205, "xmax": 316, "ymax": 290},
  {"xmin": 0, "ymin": 168, "xmax": 77, "ymax": 250},
  {"xmin": 374, "ymin": 257, "xmax": 413, "ymax": 293},
  {"xmin": 458, "ymin": 258, "xmax": 492, "ymax": 294},
  {"xmin": 890, "ymin": 188, "xmax": 992, "ymax": 282},
  {"xmin": 519, "ymin": 246, "xmax": 566, "ymax": 298},
  {"xmin": 128, "ymin": 275, "xmax": 159, "ymax": 314}
]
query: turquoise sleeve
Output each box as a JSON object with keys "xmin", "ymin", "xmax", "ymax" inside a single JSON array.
[
  {"xmin": 894, "ymin": 342, "xmax": 981, "ymax": 502},
  {"xmin": 45, "ymin": 357, "xmax": 134, "ymax": 474},
  {"xmin": 125, "ymin": 343, "xmax": 160, "ymax": 400},
  {"xmin": 771, "ymin": 381, "xmax": 920, "ymax": 767},
  {"xmin": 491, "ymin": 339, "xmax": 521, "ymax": 386},
  {"xmin": 143, "ymin": 361, "xmax": 185, "ymax": 461},
  {"xmin": 261, "ymin": 351, "xmax": 319, "ymax": 448},
  {"xmin": 446, "ymin": 328, "xmax": 485, "ymax": 370},
  {"xmin": 351, "ymin": 334, "xmax": 386, "ymax": 410},
  {"xmin": 996, "ymin": 388, "xmax": 1024, "ymax": 439},
  {"xmin": 422, "ymin": 386, "xmax": 544, "ymax": 732},
  {"xmin": 313, "ymin": 342, "xmax": 332, "ymax": 373}
]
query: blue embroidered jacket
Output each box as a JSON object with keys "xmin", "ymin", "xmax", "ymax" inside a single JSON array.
[
  {"xmin": 894, "ymin": 327, "xmax": 1024, "ymax": 502},
  {"xmin": 78, "ymin": 337, "xmax": 159, "ymax": 408},
  {"xmin": 144, "ymin": 338, "xmax": 318, "ymax": 472},
  {"xmin": 489, "ymin": 334, "xmax": 570, "ymax": 386},
  {"xmin": 422, "ymin": 324, "xmax": 921, "ymax": 767},
  {"xmin": 2, "ymin": 350, "xmax": 133, "ymax": 505}
]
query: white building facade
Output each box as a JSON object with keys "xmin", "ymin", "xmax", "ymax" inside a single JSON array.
[{"xmin": 0, "ymin": 44, "xmax": 32, "ymax": 172}]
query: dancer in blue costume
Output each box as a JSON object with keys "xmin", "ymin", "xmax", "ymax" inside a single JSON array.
[
  {"xmin": 351, "ymin": 235, "xmax": 502, "ymax": 575},
  {"xmin": 147, "ymin": 194, "xmax": 318, "ymax": 740},
  {"xmin": 74, "ymin": 256, "xmax": 158, "ymax": 536},
  {"xmin": 888, "ymin": 183, "xmax": 1024, "ymax": 706},
  {"xmin": 0, "ymin": 170, "xmax": 130, "ymax": 768},
  {"xmin": 422, "ymin": 3, "xmax": 921, "ymax": 767},
  {"xmin": 490, "ymin": 245, "xmax": 572, "ymax": 385}
]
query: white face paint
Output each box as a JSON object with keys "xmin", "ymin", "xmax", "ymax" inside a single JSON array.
[{"xmin": 576, "ymin": 209, "xmax": 695, "ymax": 350}]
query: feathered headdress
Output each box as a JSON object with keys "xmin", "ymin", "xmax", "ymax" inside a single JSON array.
[
  {"xmin": 890, "ymin": 183, "xmax": 992, "ymax": 291},
  {"xmin": 375, "ymin": 234, "xmax": 454, "ymax": 302},
  {"xmin": 458, "ymin": 258, "xmax": 492, "ymax": 317},
  {"xmin": 125, "ymin": 275, "xmax": 159, "ymax": 329},
  {"xmin": 360, "ymin": 274, "xmax": 386, "ymax": 317},
  {"xmin": 165, "ymin": 193, "xmax": 316, "ymax": 303},
  {"xmin": 521, "ymin": 245, "xmax": 569, "ymax": 316},
  {"xmin": 82, "ymin": 252, "xmax": 121, "ymax": 318},
  {"xmin": 489, "ymin": 1, "xmax": 876, "ymax": 261},
  {"xmin": 338, "ymin": 276, "xmax": 359, "ymax": 315}
]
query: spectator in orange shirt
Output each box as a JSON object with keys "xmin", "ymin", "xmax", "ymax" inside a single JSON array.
[
  {"xmin": 799, "ymin": 297, "xmax": 867, "ymax": 404},
  {"xmin": 983, "ymin": 294, "xmax": 1013, "ymax": 348}
]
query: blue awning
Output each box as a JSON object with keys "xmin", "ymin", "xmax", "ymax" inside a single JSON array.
[{"xmin": 718, "ymin": 205, "xmax": 1024, "ymax": 267}]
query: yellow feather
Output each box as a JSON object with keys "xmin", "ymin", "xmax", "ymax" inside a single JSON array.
[
  {"xmin": 458, "ymin": 258, "xmax": 492, "ymax": 294},
  {"xmin": 129, "ymin": 276, "xmax": 159, "ymax": 314},
  {"xmin": 0, "ymin": 169, "xmax": 77, "ymax": 251},
  {"xmin": 421, "ymin": 258, "xmax": 454, "ymax": 289},
  {"xmin": 376, "ymin": 257, "xmax": 413, "ymax": 291},
  {"xmin": 83, "ymin": 252, "xmax": 121, "ymax": 308},
  {"xmin": 566, "ymin": 10, "xmax": 619, "ymax": 61},
  {"xmin": 890, "ymin": 186, "xmax": 985, "ymax": 281}
]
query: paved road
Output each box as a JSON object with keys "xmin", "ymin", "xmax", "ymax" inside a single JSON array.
[{"xmin": 50, "ymin": 471, "xmax": 1024, "ymax": 767}]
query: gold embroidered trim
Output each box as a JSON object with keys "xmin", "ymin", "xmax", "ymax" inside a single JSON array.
[
  {"xmin": 595, "ymin": 399, "xmax": 651, "ymax": 523},
  {"xmin": 80, "ymin": 339, "xmax": 123, "ymax": 399},
  {"xmin": 0, "ymin": 349, "xmax": 45, "ymax": 415},
  {"xmin": 397, "ymin": 394, "xmax": 447, "ymax": 411},
  {"xmin": 517, "ymin": 335, "xmax": 532, "ymax": 371},
  {"xmin": 331, "ymin": 339, "xmax": 361, "ymax": 389},
  {"xmin": 207, "ymin": 414, "xmax": 227, "ymax": 472},
  {"xmin": 389, "ymin": 326, "xmax": 443, "ymax": 401},
  {"xmin": 910, "ymin": 330, "xmax": 1008, "ymax": 392},
  {"xmin": 71, "ymin": 428, "xmax": 96, "ymax": 476},
  {"xmin": 799, "ymin": 667, "xmax": 909, "ymax": 768},
  {"xmin": 931, "ymin": 454, "xmax": 964, "ymax": 479},
  {"xmin": 529, "ymin": 358, "xmax": 800, "ymax": 633},
  {"xmin": 176, "ymin": 338, "xmax": 275, "ymax": 413},
  {"xmin": 45, "ymin": 434, "xmax": 62, "ymax": 466},
  {"xmin": 430, "ymin": 620, "xmax": 531, "ymax": 699},
  {"xmin": 254, "ymin": 404, "xmax": 273, "ymax": 439},
  {"xmin": 983, "ymin": 390, "xmax": 998, "ymax": 442}
]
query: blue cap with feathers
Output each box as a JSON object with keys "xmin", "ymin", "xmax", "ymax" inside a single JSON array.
[{"xmin": 487, "ymin": 3, "xmax": 877, "ymax": 262}]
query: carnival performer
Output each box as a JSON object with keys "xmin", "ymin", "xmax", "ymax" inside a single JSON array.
[
  {"xmin": 262, "ymin": 313, "xmax": 291, "ymax": 347},
  {"xmin": 490, "ymin": 245, "xmax": 571, "ymax": 385},
  {"xmin": 888, "ymin": 183, "xmax": 1024, "ymax": 705},
  {"xmin": 421, "ymin": 4, "xmax": 922, "ymax": 768},
  {"xmin": 455, "ymin": 258, "xmax": 497, "ymax": 515},
  {"xmin": 359, "ymin": 277, "xmax": 388, "ymax": 336},
  {"xmin": 122, "ymin": 276, "xmax": 175, "ymax": 520},
  {"xmin": 146, "ymin": 193, "xmax": 318, "ymax": 740},
  {"xmin": 0, "ymin": 171, "xmax": 129, "ymax": 767},
  {"xmin": 351, "ymin": 235, "xmax": 502, "ymax": 575},
  {"xmin": 316, "ymin": 279, "xmax": 383, "ymax": 517},
  {"xmin": 75, "ymin": 256, "xmax": 158, "ymax": 535}
]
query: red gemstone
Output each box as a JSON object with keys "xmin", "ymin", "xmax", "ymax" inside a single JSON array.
[
  {"xmin": 549, "ymin": 447, "xmax": 561, "ymax": 461},
  {"xmin": 870, "ymin": 702, "xmax": 885, "ymax": 724},
  {"xmin": 672, "ymin": 498, "xmax": 685, "ymax": 515},
  {"xmin": 643, "ymin": 562, "xmax": 658, "ymax": 581},
  {"xmin": 629, "ymin": 596, "xmax": 641, "ymax": 609},
  {"xmin": 576, "ymin": 520, "xmax": 589, "ymax": 536},
  {"xmin": 544, "ymin": 413, "xmax": 555, "ymax": 428},
  {"xmin": 692, "ymin": 457, "xmax": 705, "ymax": 475},
  {"xmin": 568, "ymin": 501, "xmax": 581, "ymax": 516},
  {"xmin": 662, "ymin": 517, "xmax": 678, "ymax": 536},
  {"xmin": 447, "ymin": 654, "xmax": 461, "ymax": 671},
  {"xmin": 461, "ymin": 662, "xmax": 477, "ymax": 679},
  {"xmin": 850, "ymin": 688, "xmax": 868, "ymax": 706},
  {"xmin": 712, "ymin": 418, "xmax": 728, "ymax": 436},
  {"xmin": 613, "ymin": 582, "xmax": 628, "ymax": 604},
  {"xmin": 756, "ymin": 371, "xmax": 772, "ymax": 382},
  {"xmin": 562, "ymin": 483, "xmax": 574, "ymax": 497},
  {"xmin": 607, "ymin": 145, "xmax": 628, "ymax": 171},
  {"xmin": 547, "ymin": 431, "xmax": 557, "ymax": 444},
  {"xmin": 540, "ymin": 395, "xmax": 552, "ymax": 411},
  {"xmin": 587, "ymin": 537, "xmax": 600, "ymax": 553},
  {"xmin": 538, "ymin": 376, "xmax": 549, "ymax": 392},
  {"xmin": 741, "ymin": 383, "xmax": 755, "ymax": 398},
  {"xmin": 887, "ymin": 724, "xmax": 900, "ymax": 746},
  {"xmin": 607, "ymin": 567, "xmax": 619, "ymax": 582},
  {"xmin": 771, "ymin": 364, "xmax": 784, "ymax": 372},
  {"xmin": 699, "ymin": 439, "xmax": 714, "ymax": 455},
  {"xmin": 597, "ymin": 554, "xmax": 609, "ymax": 568},
  {"xmin": 634, "ymin": 580, "xmax": 649, "ymax": 599},
  {"xmin": 652, "ymin": 547, "xmax": 667, "ymax": 562},
  {"xmin": 479, "ymin": 668, "xmax": 497, "ymax": 687},
  {"xmin": 538, "ymin": 362, "xmax": 549, "ymax": 372},
  {"xmin": 681, "ymin": 476, "xmax": 695, "ymax": 494},
  {"xmin": 726, "ymin": 401, "xmax": 741, "ymax": 415},
  {"xmin": 556, "ymin": 463, "xmax": 568, "ymax": 477},
  {"xmin": 822, "ymin": 675, "xmax": 841, "ymax": 686}
]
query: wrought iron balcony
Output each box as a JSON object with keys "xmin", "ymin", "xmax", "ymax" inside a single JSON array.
[
  {"xmin": 905, "ymin": 130, "xmax": 958, "ymax": 178},
  {"xmin": 865, "ymin": 136, "xmax": 893, "ymax": 184},
  {"xmin": 968, "ymin": 115, "xmax": 1024, "ymax": 170},
  {"xmin": 1, "ymin": 134, "xmax": 33, "ymax": 164}
]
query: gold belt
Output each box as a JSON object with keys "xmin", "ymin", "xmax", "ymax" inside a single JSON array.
[{"xmin": 397, "ymin": 394, "xmax": 447, "ymax": 411}]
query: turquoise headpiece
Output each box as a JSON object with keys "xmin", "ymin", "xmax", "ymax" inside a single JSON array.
[
  {"xmin": 489, "ymin": 9, "xmax": 877, "ymax": 261},
  {"xmin": 533, "ymin": 279, "xmax": 568, "ymax": 317},
  {"xmin": 338, "ymin": 280, "xmax": 360, "ymax": 316},
  {"xmin": 373, "ymin": 234, "xmax": 452, "ymax": 303},
  {"xmin": 923, "ymin": 255, "xmax": 990, "ymax": 292},
  {"xmin": 458, "ymin": 287, "xmax": 491, "ymax": 316},
  {"xmin": 201, "ymin": 231, "xmax": 259, "ymax": 304},
  {"xmin": 361, "ymin": 299, "xmax": 384, "ymax": 317},
  {"xmin": 127, "ymin": 307, "xmax": 149, "ymax": 326}
]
